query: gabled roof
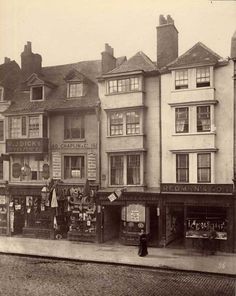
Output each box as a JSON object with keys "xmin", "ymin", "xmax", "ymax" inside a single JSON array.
[
  {"xmin": 4, "ymin": 60, "xmax": 101, "ymax": 115},
  {"xmin": 106, "ymin": 51, "xmax": 157, "ymax": 75},
  {"xmin": 167, "ymin": 42, "xmax": 225, "ymax": 69}
]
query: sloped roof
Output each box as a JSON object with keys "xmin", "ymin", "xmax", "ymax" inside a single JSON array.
[
  {"xmin": 167, "ymin": 42, "xmax": 224, "ymax": 69},
  {"xmin": 4, "ymin": 60, "xmax": 101, "ymax": 115},
  {"xmin": 107, "ymin": 51, "xmax": 157, "ymax": 75}
]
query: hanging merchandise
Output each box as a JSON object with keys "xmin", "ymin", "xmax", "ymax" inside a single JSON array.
[
  {"xmin": 51, "ymin": 189, "xmax": 58, "ymax": 208},
  {"xmin": 53, "ymin": 216, "xmax": 58, "ymax": 230}
]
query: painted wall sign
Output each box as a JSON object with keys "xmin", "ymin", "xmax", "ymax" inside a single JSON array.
[
  {"xmin": 161, "ymin": 183, "xmax": 233, "ymax": 194},
  {"xmin": 51, "ymin": 142, "xmax": 97, "ymax": 150},
  {"xmin": 87, "ymin": 153, "xmax": 96, "ymax": 180},
  {"xmin": 52, "ymin": 152, "xmax": 61, "ymax": 179},
  {"xmin": 6, "ymin": 138, "xmax": 48, "ymax": 153}
]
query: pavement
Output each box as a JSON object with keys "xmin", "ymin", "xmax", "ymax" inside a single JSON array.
[{"xmin": 0, "ymin": 236, "xmax": 235, "ymax": 276}]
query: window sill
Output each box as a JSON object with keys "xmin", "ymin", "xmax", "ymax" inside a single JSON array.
[
  {"xmin": 172, "ymin": 132, "xmax": 216, "ymax": 136},
  {"xmin": 171, "ymin": 87, "xmax": 214, "ymax": 93},
  {"xmin": 107, "ymin": 134, "xmax": 145, "ymax": 138},
  {"xmin": 63, "ymin": 139, "xmax": 86, "ymax": 142},
  {"xmin": 105, "ymin": 90, "xmax": 144, "ymax": 96}
]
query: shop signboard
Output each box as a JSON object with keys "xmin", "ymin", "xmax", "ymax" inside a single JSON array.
[
  {"xmin": 161, "ymin": 183, "xmax": 233, "ymax": 194},
  {"xmin": 52, "ymin": 152, "xmax": 61, "ymax": 179},
  {"xmin": 87, "ymin": 153, "xmax": 96, "ymax": 180}
]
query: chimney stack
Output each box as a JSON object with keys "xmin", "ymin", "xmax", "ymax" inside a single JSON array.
[
  {"xmin": 231, "ymin": 30, "xmax": 236, "ymax": 59},
  {"xmin": 101, "ymin": 43, "xmax": 116, "ymax": 74},
  {"xmin": 21, "ymin": 41, "xmax": 42, "ymax": 77},
  {"xmin": 4, "ymin": 57, "xmax": 11, "ymax": 64},
  {"xmin": 156, "ymin": 14, "xmax": 178, "ymax": 69}
]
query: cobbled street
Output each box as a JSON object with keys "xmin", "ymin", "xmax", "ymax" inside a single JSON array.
[{"xmin": 0, "ymin": 254, "xmax": 235, "ymax": 296}]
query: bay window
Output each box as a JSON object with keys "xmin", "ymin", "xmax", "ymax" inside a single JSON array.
[
  {"xmin": 110, "ymin": 113, "xmax": 123, "ymax": 136},
  {"xmin": 107, "ymin": 77, "xmax": 141, "ymax": 94}
]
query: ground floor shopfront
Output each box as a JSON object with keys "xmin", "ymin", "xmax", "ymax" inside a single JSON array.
[
  {"xmin": 97, "ymin": 190, "xmax": 162, "ymax": 247},
  {"xmin": 161, "ymin": 183, "xmax": 235, "ymax": 253}
]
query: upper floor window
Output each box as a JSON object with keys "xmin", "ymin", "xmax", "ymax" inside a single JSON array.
[
  {"xmin": 64, "ymin": 115, "xmax": 85, "ymax": 140},
  {"xmin": 9, "ymin": 115, "xmax": 42, "ymax": 139},
  {"xmin": 0, "ymin": 87, "xmax": 4, "ymax": 101},
  {"xmin": 197, "ymin": 106, "xmax": 211, "ymax": 132},
  {"xmin": 110, "ymin": 154, "xmax": 141, "ymax": 186},
  {"xmin": 108, "ymin": 77, "xmax": 140, "ymax": 94},
  {"xmin": 196, "ymin": 67, "xmax": 210, "ymax": 88},
  {"xmin": 176, "ymin": 154, "xmax": 189, "ymax": 183},
  {"xmin": 175, "ymin": 107, "xmax": 189, "ymax": 133},
  {"xmin": 68, "ymin": 83, "xmax": 83, "ymax": 98},
  {"xmin": 175, "ymin": 70, "xmax": 188, "ymax": 89},
  {"xmin": 0, "ymin": 120, "xmax": 4, "ymax": 141},
  {"xmin": 197, "ymin": 153, "xmax": 211, "ymax": 183},
  {"xmin": 109, "ymin": 110, "xmax": 141, "ymax": 136},
  {"xmin": 64, "ymin": 155, "xmax": 85, "ymax": 179},
  {"xmin": 31, "ymin": 86, "xmax": 43, "ymax": 101}
]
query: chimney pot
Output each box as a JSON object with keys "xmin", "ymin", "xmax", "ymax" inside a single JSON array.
[
  {"xmin": 159, "ymin": 14, "xmax": 167, "ymax": 25},
  {"xmin": 4, "ymin": 57, "xmax": 11, "ymax": 64}
]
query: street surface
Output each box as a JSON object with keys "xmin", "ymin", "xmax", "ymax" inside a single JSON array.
[{"xmin": 0, "ymin": 254, "xmax": 235, "ymax": 296}]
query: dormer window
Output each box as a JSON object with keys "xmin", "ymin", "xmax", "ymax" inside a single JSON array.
[
  {"xmin": 0, "ymin": 87, "xmax": 4, "ymax": 101},
  {"xmin": 68, "ymin": 83, "xmax": 83, "ymax": 98},
  {"xmin": 31, "ymin": 86, "xmax": 44, "ymax": 101}
]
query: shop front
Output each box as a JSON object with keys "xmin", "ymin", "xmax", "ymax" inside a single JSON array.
[
  {"xmin": 98, "ymin": 190, "xmax": 162, "ymax": 246},
  {"xmin": 161, "ymin": 183, "xmax": 234, "ymax": 253}
]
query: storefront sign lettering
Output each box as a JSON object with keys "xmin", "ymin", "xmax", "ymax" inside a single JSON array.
[
  {"xmin": 87, "ymin": 153, "xmax": 96, "ymax": 180},
  {"xmin": 161, "ymin": 183, "xmax": 233, "ymax": 194},
  {"xmin": 6, "ymin": 139, "xmax": 48, "ymax": 153},
  {"xmin": 51, "ymin": 143, "xmax": 97, "ymax": 150},
  {"xmin": 52, "ymin": 152, "xmax": 61, "ymax": 179}
]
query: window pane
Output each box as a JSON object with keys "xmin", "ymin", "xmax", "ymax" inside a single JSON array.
[
  {"xmin": 126, "ymin": 111, "xmax": 140, "ymax": 134},
  {"xmin": 176, "ymin": 154, "xmax": 189, "ymax": 182},
  {"xmin": 111, "ymin": 156, "xmax": 124, "ymax": 185},
  {"xmin": 175, "ymin": 70, "xmax": 188, "ymax": 89},
  {"xmin": 127, "ymin": 155, "xmax": 140, "ymax": 185},
  {"xmin": 197, "ymin": 153, "xmax": 211, "ymax": 183},
  {"xmin": 69, "ymin": 83, "xmax": 83, "ymax": 97},
  {"xmin": 32, "ymin": 87, "xmax": 43, "ymax": 100},
  {"xmin": 64, "ymin": 156, "xmax": 84, "ymax": 179},
  {"xmin": 10, "ymin": 117, "xmax": 21, "ymax": 138},
  {"xmin": 196, "ymin": 67, "xmax": 210, "ymax": 87},
  {"xmin": 175, "ymin": 108, "xmax": 188, "ymax": 133},
  {"xmin": 110, "ymin": 112, "xmax": 123, "ymax": 136},
  {"xmin": 108, "ymin": 80, "xmax": 117, "ymax": 93},
  {"xmin": 130, "ymin": 77, "xmax": 140, "ymax": 91},
  {"xmin": 197, "ymin": 106, "xmax": 211, "ymax": 132},
  {"xmin": 64, "ymin": 116, "xmax": 85, "ymax": 139},
  {"xmin": 29, "ymin": 116, "xmax": 40, "ymax": 138}
]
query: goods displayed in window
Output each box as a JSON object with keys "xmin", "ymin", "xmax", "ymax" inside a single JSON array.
[
  {"xmin": 185, "ymin": 206, "xmax": 227, "ymax": 240},
  {"xmin": 0, "ymin": 195, "xmax": 7, "ymax": 235}
]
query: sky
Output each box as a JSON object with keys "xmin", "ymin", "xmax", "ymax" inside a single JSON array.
[{"xmin": 0, "ymin": 0, "xmax": 235, "ymax": 67}]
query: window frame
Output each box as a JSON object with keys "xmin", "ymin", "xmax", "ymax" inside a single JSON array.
[
  {"xmin": 109, "ymin": 110, "xmax": 141, "ymax": 136},
  {"xmin": 197, "ymin": 105, "xmax": 211, "ymax": 132},
  {"xmin": 175, "ymin": 107, "xmax": 189, "ymax": 133},
  {"xmin": 64, "ymin": 155, "xmax": 85, "ymax": 180},
  {"xmin": 196, "ymin": 66, "xmax": 210, "ymax": 88},
  {"xmin": 64, "ymin": 114, "xmax": 85, "ymax": 140},
  {"xmin": 176, "ymin": 154, "xmax": 189, "ymax": 183},
  {"xmin": 31, "ymin": 86, "xmax": 44, "ymax": 101},
  {"xmin": 197, "ymin": 153, "xmax": 211, "ymax": 183},
  {"xmin": 175, "ymin": 70, "xmax": 188, "ymax": 90},
  {"xmin": 107, "ymin": 77, "xmax": 141, "ymax": 94},
  {"xmin": 110, "ymin": 153, "xmax": 141, "ymax": 186},
  {"xmin": 68, "ymin": 82, "xmax": 83, "ymax": 98},
  {"xmin": 0, "ymin": 120, "xmax": 4, "ymax": 141},
  {"xmin": 9, "ymin": 115, "xmax": 42, "ymax": 139}
]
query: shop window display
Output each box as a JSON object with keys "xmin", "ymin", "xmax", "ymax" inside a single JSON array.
[{"xmin": 0, "ymin": 196, "xmax": 8, "ymax": 235}]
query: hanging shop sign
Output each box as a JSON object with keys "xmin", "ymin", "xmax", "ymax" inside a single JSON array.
[
  {"xmin": 0, "ymin": 195, "xmax": 6, "ymax": 204},
  {"xmin": 6, "ymin": 138, "xmax": 48, "ymax": 153},
  {"xmin": 161, "ymin": 183, "xmax": 233, "ymax": 194},
  {"xmin": 51, "ymin": 142, "xmax": 97, "ymax": 150},
  {"xmin": 52, "ymin": 152, "xmax": 61, "ymax": 179},
  {"xmin": 87, "ymin": 153, "xmax": 96, "ymax": 180}
]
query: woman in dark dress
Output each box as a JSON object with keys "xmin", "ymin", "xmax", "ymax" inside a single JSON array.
[{"xmin": 138, "ymin": 229, "xmax": 148, "ymax": 257}]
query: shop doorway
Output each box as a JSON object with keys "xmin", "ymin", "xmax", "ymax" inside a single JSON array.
[
  {"xmin": 149, "ymin": 206, "xmax": 159, "ymax": 246},
  {"xmin": 165, "ymin": 204, "xmax": 185, "ymax": 248},
  {"xmin": 12, "ymin": 197, "xmax": 25, "ymax": 235},
  {"xmin": 102, "ymin": 205, "xmax": 121, "ymax": 243}
]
